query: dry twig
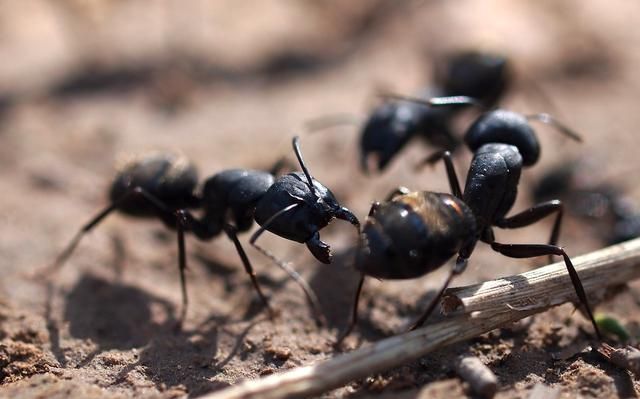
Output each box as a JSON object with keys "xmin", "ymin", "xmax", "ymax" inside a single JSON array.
[
  {"xmin": 595, "ymin": 342, "xmax": 640, "ymax": 376},
  {"xmin": 200, "ymin": 238, "xmax": 640, "ymax": 399}
]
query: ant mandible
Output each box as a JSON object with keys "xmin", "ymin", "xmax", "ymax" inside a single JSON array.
[
  {"xmin": 337, "ymin": 98, "xmax": 602, "ymax": 343},
  {"xmin": 48, "ymin": 137, "xmax": 360, "ymax": 326}
]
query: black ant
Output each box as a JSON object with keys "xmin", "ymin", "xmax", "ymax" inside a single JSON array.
[
  {"xmin": 47, "ymin": 137, "xmax": 360, "ymax": 326},
  {"xmin": 308, "ymin": 51, "xmax": 512, "ymax": 174},
  {"xmin": 533, "ymin": 159, "xmax": 640, "ymax": 246},
  {"xmin": 337, "ymin": 99, "xmax": 602, "ymax": 343},
  {"xmin": 306, "ymin": 88, "xmax": 462, "ymax": 174},
  {"xmin": 356, "ymin": 88, "xmax": 461, "ymax": 173}
]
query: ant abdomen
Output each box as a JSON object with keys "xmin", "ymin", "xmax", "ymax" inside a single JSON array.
[
  {"xmin": 110, "ymin": 153, "xmax": 199, "ymax": 216},
  {"xmin": 465, "ymin": 110, "xmax": 540, "ymax": 166},
  {"xmin": 357, "ymin": 192, "xmax": 476, "ymax": 279}
]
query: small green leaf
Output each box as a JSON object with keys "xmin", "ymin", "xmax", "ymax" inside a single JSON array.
[{"xmin": 595, "ymin": 313, "xmax": 630, "ymax": 341}]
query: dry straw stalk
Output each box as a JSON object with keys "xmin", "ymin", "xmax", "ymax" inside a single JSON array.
[{"xmin": 200, "ymin": 238, "xmax": 640, "ymax": 399}]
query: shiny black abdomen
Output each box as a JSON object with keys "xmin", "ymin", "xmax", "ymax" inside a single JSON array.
[
  {"xmin": 109, "ymin": 153, "xmax": 198, "ymax": 217},
  {"xmin": 356, "ymin": 192, "xmax": 476, "ymax": 279}
]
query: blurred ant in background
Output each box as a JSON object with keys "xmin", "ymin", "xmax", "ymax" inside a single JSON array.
[
  {"xmin": 433, "ymin": 50, "xmax": 512, "ymax": 108},
  {"xmin": 46, "ymin": 137, "xmax": 359, "ymax": 327},
  {"xmin": 307, "ymin": 50, "xmax": 512, "ymax": 174},
  {"xmin": 337, "ymin": 96, "xmax": 602, "ymax": 344},
  {"xmin": 532, "ymin": 158, "xmax": 640, "ymax": 246}
]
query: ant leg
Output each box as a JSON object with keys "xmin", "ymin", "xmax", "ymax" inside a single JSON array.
[
  {"xmin": 223, "ymin": 223, "xmax": 274, "ymax": 317},
  {"xmin": 249, "ymin": 203, "xmax": 327, "ymax": 325},
  {"xmin": 409, "ymin": 256, "xmax": 468, "ymax": 331},
  {"xmin": 385, "ymin": 186, "xmax": 411, "ymax": 202},
  {"xmin": 495, "ymin": 199, "xmax": 564, "ymax": 262},
  {"xmin": 416, "ymin": 151, "xmax": 462, "ymax": 198},
  {"xmin": 490, "ymin": 242, "xmax": 602, "ymax": 340},
  {"xmin": 45, "ymin": 187, "xmax": 173, "ymax": 275},
  {"xmin": 335, "ymin": 273, "xmax": 366, "ymax": 347},
  {"xmin": 47, "ymin": 186, "xmax": 196, "ymax": 326},
  {"xmin": 175, "ymin": 211, "xmax": 189, "ymax": 325},
  {"xmin": 525, "ymin": 113, "xmax": 582, "ymax": 142}
]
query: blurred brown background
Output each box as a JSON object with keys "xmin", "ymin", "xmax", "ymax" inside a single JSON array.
[{"xmin": 1, "ymin": 1, "xmax": 639, "ymax": 398}]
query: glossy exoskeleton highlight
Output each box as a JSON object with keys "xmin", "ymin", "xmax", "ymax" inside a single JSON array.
[
  {"xmin": 49, "ymin": 137, "xmax": 359, "ymax": 326},
  {"xmin": 337, "ymin": 105, "xmax": 601, "ymax": 344}
]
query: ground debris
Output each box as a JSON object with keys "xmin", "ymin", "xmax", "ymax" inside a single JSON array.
[
  {"xmin": 595, "ymin": 342, "xmax": 640, "ymax": 376},
  {"xmin": 0, "ymin": 339, "xmax": 55, "ymax": 384},
  {"xmin": 454, "ymin": 355, "xmax": 497, "ymax": 398}
]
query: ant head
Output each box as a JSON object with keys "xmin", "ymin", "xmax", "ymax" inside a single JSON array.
[
  {"xmin": 291, "ymin": 136, "xmax": 360, "ymax": 230},
  {"xmin": 465, "ymin": 109, "xmax": 540, "ymax": 166},
  {"xmin": 359, "ymin": 102, "xmax": 418, "ymax": 173},
  {"xmin": 291, "ymin": 136, "xmax": 340, "ymax": 219}
]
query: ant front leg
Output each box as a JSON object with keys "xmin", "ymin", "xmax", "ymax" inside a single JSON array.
[
  {"xmin": 490, "ymin": 242, "xmax": 602, "ymax": 340},
  {"xmin": 335, "ymin": 272, "xmax": 365, "ymax": 347},
  {"xmin": 495, "ymin": 199, "xmax": 564, "ymax": 262},
  {"xmin": 223, "ymin": 223, "xmax": 275, "ymax": 318},
  {"xmin": 249, "ymin": 203, "xmax": 326, "ymax": 325},
  {"xmin": 409, "ymin": 256, "xmax": 468, "ymax": 331},
  {"xmin": 417, "ymin": 151, "xmax": 462, "ymax": 199}
]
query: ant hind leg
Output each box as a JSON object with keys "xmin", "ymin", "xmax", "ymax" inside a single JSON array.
[{"xmin": 490, "ymin": 241, "xmax": 602, "ymax": 340}]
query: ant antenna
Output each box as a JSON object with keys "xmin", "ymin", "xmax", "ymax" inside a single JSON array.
[
  {"xmin": 292, "ymin": 136, "xmax": 316, "ymax": 192},
  {"xmin": 525, "ymin": 113, "xmax": 582, "ymax": 142}
]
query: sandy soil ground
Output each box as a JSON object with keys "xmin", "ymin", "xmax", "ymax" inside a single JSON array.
[{"xmin": 1, "ymin": 1, "xmax": 640, "ymax": 398}]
